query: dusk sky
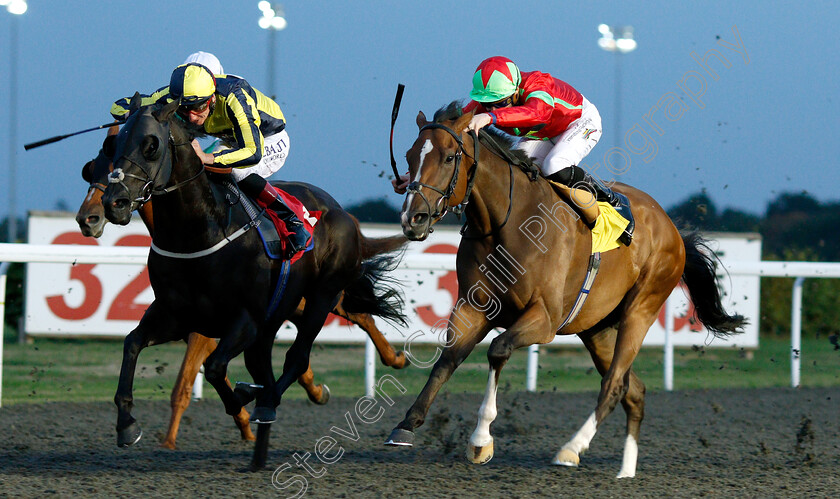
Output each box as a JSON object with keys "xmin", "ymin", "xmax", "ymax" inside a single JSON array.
[{"xmin": 0, "ymin": 0, "xmax": 837, "ymax": 225}]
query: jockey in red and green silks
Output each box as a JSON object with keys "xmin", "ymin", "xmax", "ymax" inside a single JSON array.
[{"xmin": 464, "ymin": 56, "xmax": 634, "ymax": 246}]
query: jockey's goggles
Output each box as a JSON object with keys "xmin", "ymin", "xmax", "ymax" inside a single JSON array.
[
  {"xmin": 178, "ymin": 98, "xmax": 211, "ymax": 115},
  {"xmin": 483, "ymin": 95, "xmax": 515, "ymax": 110}
]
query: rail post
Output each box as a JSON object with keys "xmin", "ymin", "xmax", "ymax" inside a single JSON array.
[
  {"xmin": 664, "ymin": 296, "xmax": 675, "ymax": 391},
  {"xmin": 791, "ymin": 277, "xmax": 804, "ymax": 388},
  {"xmin": 526, "ymin": 344, "xmax": 539, "ymax": 392}
]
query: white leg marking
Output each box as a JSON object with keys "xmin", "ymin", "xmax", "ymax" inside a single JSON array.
[
  {"xmin": 469, "ymin": 369, "xmax": 498, "ymax": 448},
  {"xmin": 616, "ymin": 434, "xmax": 638, "ymax": 478},
  {"xmin": 556, "ymin": 411, "xmax": 597, "ymax": 460}
]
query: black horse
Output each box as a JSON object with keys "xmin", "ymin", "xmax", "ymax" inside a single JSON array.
[{"xmin": 101, "ymin": 96, "xmax": 406, "ymax": 469}]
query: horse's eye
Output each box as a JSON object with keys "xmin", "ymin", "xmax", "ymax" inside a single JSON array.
[{"xmin": 445, "ymin": 155, "xmax": 455, "ymax": 163}]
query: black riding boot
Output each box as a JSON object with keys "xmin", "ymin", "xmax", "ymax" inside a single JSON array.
[
  {"xmin": 239, "ymin": 174, "xmax": 309, "ymax": 257},
  {"xmin": 547, "ymin": 167, "xmax": 635, "ymax": 246}
]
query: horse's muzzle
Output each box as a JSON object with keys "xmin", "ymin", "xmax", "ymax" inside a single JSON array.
[
  {"xmin": 76, "ymin": 211, "xmax": 105, "ymax": 238},
  {"xmin": 401, "ymin": 210, "xmax": 431, "ymax": 241},
  {"xmin": 102, "ymin": 188, "xmax": 134, "ymax": 226}
]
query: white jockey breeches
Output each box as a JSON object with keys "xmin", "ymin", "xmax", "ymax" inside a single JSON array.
[
  {"xmin": 514, "ymin": 97, "xmax": 602, "ymax": 176},
  {"xmin": 231, "ymin": 129, "xmax": 291, "ymax": 181}
]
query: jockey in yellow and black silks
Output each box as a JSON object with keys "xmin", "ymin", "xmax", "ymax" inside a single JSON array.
[{"xmin": 110, "ymin": 63, "xmax": 307, "ymax": 256}]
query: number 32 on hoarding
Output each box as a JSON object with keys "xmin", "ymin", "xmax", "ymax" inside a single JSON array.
[{"xmin": 44, "ymin": 232, "xmax": 152, "ymax": 321}]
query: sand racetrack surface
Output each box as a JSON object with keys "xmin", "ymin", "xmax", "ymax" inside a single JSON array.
[{"xmin": 1, "ymin": 387, "xmax": 838, "ymax": 497}]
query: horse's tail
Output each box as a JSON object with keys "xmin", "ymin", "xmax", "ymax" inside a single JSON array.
[
  {"xmin": 341, "ymin": 234, "xmax": 408, "ymax": 327},
  {"xmin": 359, "ymin": 234, "xmax": 408, "ymax": 260},
  {"xmin": 680, "ymin": 231, "xmax": 748, "ymax": 338}
]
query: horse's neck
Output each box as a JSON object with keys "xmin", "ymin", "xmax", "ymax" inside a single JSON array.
[
  {"xmin": 465, "ymin": 155, "xmax": 544, "ymax": 237},
  {"xmin": 151, "ymin": 144, "xmax": 227, "ymax": 247}
]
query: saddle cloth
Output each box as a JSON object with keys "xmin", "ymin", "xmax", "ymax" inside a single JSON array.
[
  {"xmin": 261, "ymin": 186, "xmax": 321, "ymax": 263},
  {"xmin": 591, "ymin": 202, "xmax": 630, "ymax": 254}
]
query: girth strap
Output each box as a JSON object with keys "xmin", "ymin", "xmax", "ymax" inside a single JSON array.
[{"xmin": 556, "ymin": 252, "xmax": 601, "ymax": 332}]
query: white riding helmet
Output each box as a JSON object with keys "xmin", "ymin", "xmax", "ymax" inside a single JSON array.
[{"xmin": 183, "ymin": 51, "xmax": 224, "ymax": 76}]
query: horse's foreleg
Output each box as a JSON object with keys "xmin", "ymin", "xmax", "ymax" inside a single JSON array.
[
  {"xmin": 114, "ymin": 303, "xmax": 182, "ymax": 448},
  {"xmin": 333, "ymin": 300, "xmax": 406, "ymax": 369},
  {"xmin": 466, "ymin": 300, "xmax": 553, "ymax": 464},
  {"xmin": 386, "ymin": 305, "xmax": 490, "ymax": 447}
]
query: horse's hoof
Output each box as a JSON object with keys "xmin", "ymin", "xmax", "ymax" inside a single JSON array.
[
  {"xmin": 116, "ymin": 422, "xmax": 142, "ymax": 448},
  {"xmin": 391, "ymin": 351, "xmax": 408, "ymax": 369},
  {"xmin": 249, "ymin": 406, "xmax": 276, "ymax": 424},
  {"xmin": 160, "ymin": 440, "xmax": 176, "ymax": 450},
  {"xmin": 384, "ymin": 428, "xmax": 414, "ymax": 447},
  {"xmin": 466, "ymin": 439, "xmax": 494, "ymax": 465},
  {"xmin": 552, "ymin": 448, "xmax": 580, "ymax": 467},
  {"xmin": 315, "ymin": 384, "xmax": 330, "ymax": 405}
]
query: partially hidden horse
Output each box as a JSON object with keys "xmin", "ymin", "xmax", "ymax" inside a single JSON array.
[
  {"xmin": 77, "ymin": 143, "xmax": 408, "ymax": 450},
  {"xmin": 384, "ymin": 102, "xmax": 746, "ymax": 478},
  {"xmin": 100, "ymin": 96, "xmax": 407, "ymax": 469}
]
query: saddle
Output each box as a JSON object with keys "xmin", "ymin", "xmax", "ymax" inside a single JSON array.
[
  {"xmin": 218, "ymin": 179, "xmax": 319, "ymax": 262},
  {"xmin": 547, "ymin": 180, "xmax": 631, "ymax": 254}
]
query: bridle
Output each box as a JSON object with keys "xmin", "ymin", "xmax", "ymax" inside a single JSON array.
[
  {"xmin": 106, "ymin": 118, "xmax": 203, "ymax": 207},
  {"xmin": 406, "ymin": 123, "xmax": 480, "ymax": 222}
]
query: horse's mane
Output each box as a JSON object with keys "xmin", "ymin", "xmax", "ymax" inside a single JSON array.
[
  {"xmin": 151, "ymin": 102, "xmax": 207, "ymax": 141},
  {"xmin": 433, "ymin": 101, "xmax": 540, "ymax": 180}
]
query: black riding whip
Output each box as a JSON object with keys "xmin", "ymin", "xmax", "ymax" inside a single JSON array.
[
  {"xmin": 389, "ymin": 83, "xmax": 405, "ymax": 180},
  {"xmin": 24, "ymin": 120, "xmax": 124, "ymax": 151}
]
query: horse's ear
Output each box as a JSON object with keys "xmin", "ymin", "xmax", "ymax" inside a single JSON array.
[
  {"xmin": 102, "ymin": 134, "xmax": 116, "ymax": 159},
  {"xmin": 416, "ymin": 111, "xmax": 429, "ymax": 129},
  {"xmin": 128, "ymin": 92, "xmax": 143, "ymax": 115},
  {"xmin": 452, "ymin": 111, "xmax": 474, "ymax": 135},
  {"xmin": 81, "ymin": 160, "xmax": 94, "ymax": 183},
  {"xmin": 156, "ymin": 98, "xmax": 180, "ymax": 122}
]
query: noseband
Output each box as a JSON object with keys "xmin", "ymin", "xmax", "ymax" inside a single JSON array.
[{"xmin": 407, "ymin": 123, "xmax": 480, "ymax": 221}]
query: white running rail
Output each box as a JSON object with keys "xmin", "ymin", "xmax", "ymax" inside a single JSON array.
[{"xmin": 2, "ymin": 243, "xmax": 839, "ymax": 405}]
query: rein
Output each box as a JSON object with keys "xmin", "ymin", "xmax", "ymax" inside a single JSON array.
[{"xmin": 407, "ymin": 123, "xmax": 480, "ymax": 223}]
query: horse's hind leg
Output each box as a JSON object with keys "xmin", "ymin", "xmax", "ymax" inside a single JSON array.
[
  {"xmin": 386, "ymin": 305, "xmax": 491, "ymax": 447},
  {"xmin": 466, "ymin": 300, "xmax": 554, "ymax": 464},
  {"xmin": 202, "ymin": 311, "xmax": 259, "ymax": 417},
  {"xmin": 271, "ymin": 296, "xmax": 337, "ymax": 407},
  {"xmin": 576, "ymin": 326, "xmax": 646, "ymax": 478},
  {"xmin": 556, "ymin": 285, "xmax": 672, "ymax": 478},
  {"xmin": 114, "ymin": 302, "xmax": 184, "ymax": 447},
  {"xmin": 333, "ymin": 299, "xmax": 407, "ymax": 369}
]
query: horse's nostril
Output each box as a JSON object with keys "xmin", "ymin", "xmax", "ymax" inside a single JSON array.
[
  {"xmin": 114, "ymin": 199, "xmax": 129, "ymax": 211},
  {"xmin": 411, "ymin": 213, "xmax": 429, "ymax": 226},
  {"xmin": 87, "ymin": 215, "xmax": 100, "ymax": 225}
]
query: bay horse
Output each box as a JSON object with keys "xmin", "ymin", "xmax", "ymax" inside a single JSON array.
[
  {"xmin": 99, "ymin": 96, "xmax": 407, "ymax": 469},
  {"xmin": 384, "ymin": 102, "xmax": 746, "ymax": 478},
  {"xmin": 77, "ymin": 146, "xmax": 408, "ymax": 450}
]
